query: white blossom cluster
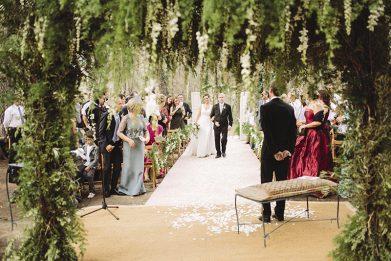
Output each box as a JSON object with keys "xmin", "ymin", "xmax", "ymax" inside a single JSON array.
[
  {"xmin": 343, "ymin": 0, "xmax": 352, "ymax": 35},
  {"xmin": 220, "ymin": 42, "xmax": 229, "ymax": 69},
  {"xmin": 240, "ymin": 51, "xmax": 251, "ymax": 88},
  {"xmin": 367, "ymin": 0, "xmax": 384, "ymax": 31},
  {"xmin": 34, "ymin": 16, "xmax": 48, "ymax": 56},
  {"xmin": 21, "ymin": 19, "xmax": 29, "ymax": 60},
  {"xmin": 150, "ymin": 22, "xmax": 162, "ymax": 63},
  {"xmin": 297, "ymin": 27, "xmax": 308, "ymax": 65},
  {"xmin": 167, "ymin": 4, "xmax": 181, "ymax": 41},
  {"xmin": 240, "ymin": 8, "xmax": 258, "ymax": 89},
  {"xmin": 196, "ymin": 31, "xmax": 209, "ymax": 62},
  {"xmin": 74, "ymin": 17, "xmax": 81, "ymax": 52}
]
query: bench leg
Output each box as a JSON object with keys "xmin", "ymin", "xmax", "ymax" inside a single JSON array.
[
  {"xmin": 235, "ymin": 194, "xmax": 239, "ymax": 234},
  {"xmin": 262, "ymin": 219, "xmax": 267, "ymax": 247}
]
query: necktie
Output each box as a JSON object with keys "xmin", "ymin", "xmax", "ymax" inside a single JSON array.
[{"xmin": 17, "ymin": 106, "xmax": 25, "ymax": 124}]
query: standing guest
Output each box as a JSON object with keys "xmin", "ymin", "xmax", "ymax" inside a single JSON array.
[
  {"xmin": 81, "ymin": 94, "xmax": 95, "ymax": 129},
  {"xmin": 106, "ymin": 94, "xmax": 126, "ymax": 195},
  {"xmin": 3, "ymin": 97, "xmax": 25, "ymax": 162},
  {"xmin": 289, "ymin": 92, "xmax": 305, "ymax": 123},
  {"xmin": 157, "ymin": 94, "xmax": 170, "ymax": 136},
  {"xmin": 259, "ymin": 84, "xmax": 296, "ymax": 222},
  {"xmin": 256, "ymin": 91, "xmax": 269, "ymax": 130},
  {"xmin": 75, "ymin": 131, "xmax": 99, "ymax": 199},
  {"xmin": 177, "ymin": 94, "xmax": 192, "ymax": 124},
  {"xmin": 170, "ymin": 96, "xmax": 185, "ymax": 130},
  {"xmin": 289, "ymin": 90, "xmax": 333, "ymax": 179},
  {"xmin": 144, "ymin": 115, "xmax": 164, "ymax": 181},
  {"xmin": 117, "ymin": 97, "xmax": 150, "ymax": 196},
  {"xmin": 91, "ymin": 92, "xmax": 113, "ymax": 197}
]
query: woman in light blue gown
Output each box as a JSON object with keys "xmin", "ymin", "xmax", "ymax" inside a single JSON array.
[{"xmin": 117, "ymin": 97, "xmax": 150, "ymax": 196}]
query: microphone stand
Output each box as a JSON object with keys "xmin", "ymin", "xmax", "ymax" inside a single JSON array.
[{"xmin": 81, "ymin": 153, "xmax": 119, "ymax": 220}]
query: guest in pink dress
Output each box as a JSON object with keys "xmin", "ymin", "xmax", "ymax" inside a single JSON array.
[{"xmin": 144, "ymin": 115, "xmax": 163, "ymax": 181}]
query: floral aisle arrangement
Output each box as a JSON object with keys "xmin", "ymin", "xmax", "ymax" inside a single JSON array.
[
  {"xmin": 146, "ymin": 125, "xmax": 197, "ymax": 179},
  {"xmin": 242, "ymin": 123, "xmax": 263, "ymax": 158}
]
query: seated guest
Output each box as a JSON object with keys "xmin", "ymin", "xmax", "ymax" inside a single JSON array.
[
  {"xmin": 144, "ymin": 115, "xmax": 164, "ymax": 181},
  {"xmin": 75, "ymin": 131, "xmax": 99, "ymax": 199},
  {"xmin": 170, "ymin": 96, "xmax": 185, "ymax": 130}
]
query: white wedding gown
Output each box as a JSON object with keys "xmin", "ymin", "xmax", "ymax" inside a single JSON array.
[{"xmin": 190, "ymin": 104, "xmax": 216, "ymax": 157}]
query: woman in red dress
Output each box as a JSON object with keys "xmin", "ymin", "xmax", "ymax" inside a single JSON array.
[{"xmin": 289, "ymin": 91, "xmax": 333, "ymax": 179}]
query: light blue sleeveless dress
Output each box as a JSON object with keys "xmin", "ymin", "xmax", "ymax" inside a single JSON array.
[{"xmin": 118, "ymin": 115, "xmax": 147, "ymax": 196}]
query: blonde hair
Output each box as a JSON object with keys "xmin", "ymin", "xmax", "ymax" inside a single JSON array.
[
  {"xmin": 157, "ymin": 94, "xmax": 167, "ymax": 107},
  {"xmin": 126, "ymin": 96, "xmax": 143, "ymax": 113}
]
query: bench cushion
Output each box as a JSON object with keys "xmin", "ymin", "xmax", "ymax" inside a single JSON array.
[{"xmin": 235, "ymin": 178, "xmax": 338, "ymax": 202}]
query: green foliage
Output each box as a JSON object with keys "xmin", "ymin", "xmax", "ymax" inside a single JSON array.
[
  {"xmin": 242, "ymin": 123, "xmax": 263, "ymax": 158},
  {"xmin": 1, "ymin": 0, "xmax": 390, "ymax": 259},
  {"xmin": 332, "ymin": 75, "xmax": 391, "ymax": 260},
  {"xmin": 1, "ymin": 1, "xmax": 85, "ymax": 260}
]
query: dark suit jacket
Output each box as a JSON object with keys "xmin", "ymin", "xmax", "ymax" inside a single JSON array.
[
  {"xmin": 107, "ymin": 111, "xmax": 123, "ymax": 146},
  {"xmin": 182, "ymin": 102, "xmax": 192, "ymax": 124},
  {"xmin": 210, "ymin": 103, "xmax": 233, "ymax": 130},
  {"xmin": 260, "ymin": 98, "xmax": 296, "ymax": 160}
]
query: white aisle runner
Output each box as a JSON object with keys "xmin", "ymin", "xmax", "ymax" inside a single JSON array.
[{"xmin": 146, "ymin": 136, "xmax": 260, "ymax": 206}]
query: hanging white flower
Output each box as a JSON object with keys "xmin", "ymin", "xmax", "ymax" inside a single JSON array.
[
  {"xmin": 297, "ymin": 27, "xmax": 308, "ymax": 65},
  {"xmin": 196, "ymin": 31, "xmax": 209, "ymax": 61},
  {"xmin": 367, "ymin": 0, "xmax": 384, "ymax": 31},
  {"xmin": 240, "ymin": 51, "xmax": 251, "ymax": 88}
]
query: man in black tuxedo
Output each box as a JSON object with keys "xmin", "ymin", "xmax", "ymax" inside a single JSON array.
[
  {"xmin": 178, "ymin": 94, "xmax": 192, "ymax": 124},
  {"xmin": 106, "ymin": 94, "xmax": 126, "ymax": 195},
  {"xmin": 259, "ymin": 84, "xmax": 297, "ymax": 222},
  {"xmin": 210, "ymin": 93, "xmax": 233, "ymax": 158}
]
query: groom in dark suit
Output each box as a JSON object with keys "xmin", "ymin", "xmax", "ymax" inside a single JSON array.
[
  {"xmin": 259, "ymin": 83, "xmax": 297, "ymax": 222},
  {"xmin": 210, "ymin": 93, "xmax": 233, "ymax": 158}
]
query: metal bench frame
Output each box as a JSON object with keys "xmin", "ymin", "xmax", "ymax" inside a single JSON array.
[{"xmin": 234, "ymin": 193, "xmax": 340, "ymax": 247}]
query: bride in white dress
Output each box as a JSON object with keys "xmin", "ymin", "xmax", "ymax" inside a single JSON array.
[{"xmin": 191, "ymin": 94, "xmax": 216, "ymax": 157}]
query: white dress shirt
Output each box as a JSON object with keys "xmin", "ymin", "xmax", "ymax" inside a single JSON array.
[
  {"xmin": 81, "ymin": 100, "xmax": 92, "ymax": 116},
  {"xmin": 84, "ymin": 145, "xmax": 93, "ymax": 166},
  {"xmin": 291, "ymin": 99, "xmax": 305, "ymax": 122},
  {"xmin": 219, "ymin": 102, "xmax": 224, "ymax": 113},
  {"xmin": 3, "ymin": 104, "xmax": 25, "ymax": 128}
]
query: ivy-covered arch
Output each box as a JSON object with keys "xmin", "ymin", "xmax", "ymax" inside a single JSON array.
[{"xmin": 0, "ymin": 0, "xmax": 389, "ymax": 260}]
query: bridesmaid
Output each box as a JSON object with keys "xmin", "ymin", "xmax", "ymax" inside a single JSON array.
[{"xmin": 117, "ymin": 97, "xmax": 150, "ymax": 196}]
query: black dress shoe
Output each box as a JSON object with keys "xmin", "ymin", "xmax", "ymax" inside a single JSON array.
[
  {"xmin": 222, "ymin": 153, "xmax": 226, "ymax": 157},
  {"xmin": 272, "ymin": 214, "xmax": 284, "ymax": 222},
  {"xmin": 215, "ymin": 155, "xmax": 221, "ymax": 158},
  {"xmin": 110, "ymin": 189, "xmax": 120, "ymax": 196},
  {"xmin": 258, "ymin": 215, "xmax": 271, "ymax": 223}
]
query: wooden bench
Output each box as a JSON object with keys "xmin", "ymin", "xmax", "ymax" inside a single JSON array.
[{"xmin": 235, "ymin": 178, "xmax": 339, "ymax": 247}]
